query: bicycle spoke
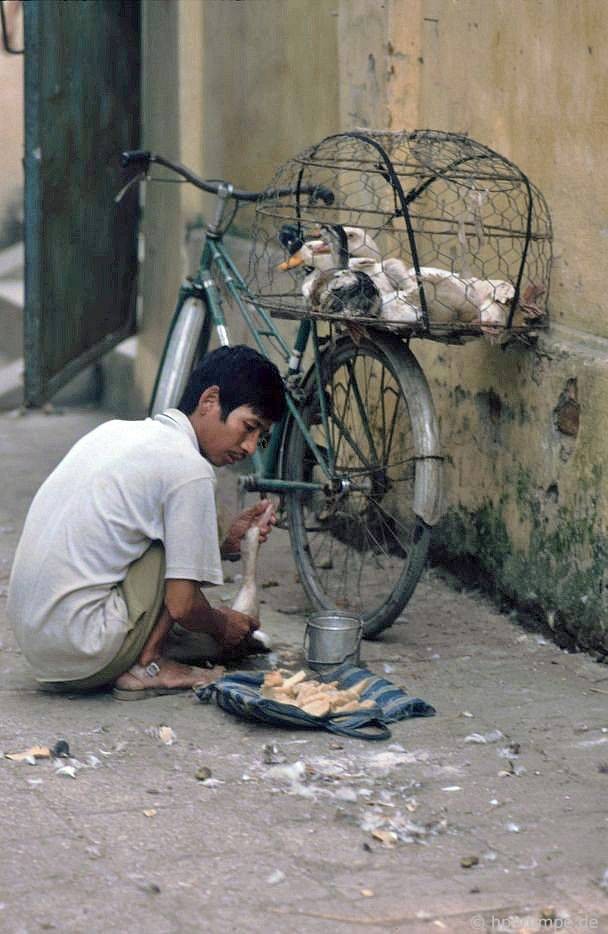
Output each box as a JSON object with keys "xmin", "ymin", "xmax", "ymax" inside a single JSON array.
[
  {"xmin": 367, "ymin": 494, "xmax": 415, "ymax": 546},
  {"xmin": 362, "ymin": 517, "xmax": 395, "ymax": 566},
  {"xmin": 329, "ymin": 411, "xmax": 374, "ymax": 471},
  {"xmin": 286, "ymin": 336, "xmax": 434, "ymax": 633},
  {"xmin": 332, "ymin": 359, "xmax": 356, "ymax": 468},
  {"xmin": 344, "ymin": 358, "xmax": 379, "ymax": 462},
  {"xmin": 380, "ymin": 365, "xmax": 388, "ymax": 461},
  {"xmin": 328, "ymin": 357, "xmax": 395, "ymax": 474}
]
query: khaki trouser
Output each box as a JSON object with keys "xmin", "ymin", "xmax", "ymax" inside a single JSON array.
[
  {"xmin": 41, "ymin": 542, "xmax": 222, "ymax": 693},
  {"xmin": 41, "ymin": 542, "xmax": 167, "ymax": 692}
]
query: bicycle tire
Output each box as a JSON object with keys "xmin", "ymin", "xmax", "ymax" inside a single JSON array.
[
  {"xmin": 283, "ymin": 331, "xmax": 441, "ymax": 638},
  {"xmin": 149, "ymin": 296, "xmax": 211, "ymax": 416}
]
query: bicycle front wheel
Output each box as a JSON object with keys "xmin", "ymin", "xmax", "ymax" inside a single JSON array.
[
  {"xmin": 149, "ymin": 296, "xmax": 211, "ymax": 416},
  {"xmin": 284, "ymin": 332, "xmax": 441, "ymax": 638}
]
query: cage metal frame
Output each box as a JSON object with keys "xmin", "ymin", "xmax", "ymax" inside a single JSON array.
[{"xmin": 248, "ymin": 129, "xmax": 553, "ymax": 343}]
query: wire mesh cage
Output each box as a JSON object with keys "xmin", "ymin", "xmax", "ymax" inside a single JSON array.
[{"xmin": 247, "ymin": 130, "xmax": 552, "ymax": 344}]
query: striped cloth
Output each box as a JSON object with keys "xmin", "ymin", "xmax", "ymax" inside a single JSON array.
[
  {"xmin": 194, "ymin": 664, "xmax": 434, "ymax": 742},
  {"xmin": 319, "ymin": 662, "xmax": 436, "ymax": 722}
]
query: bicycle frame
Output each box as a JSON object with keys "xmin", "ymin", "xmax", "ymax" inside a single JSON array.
[
  {"xmin": 127, "ymin": 148, "xmax": 442, "ymax": 632},
  {"xmin": 179, "ymin": 201, "xmax": 336, "ymax": 500}
]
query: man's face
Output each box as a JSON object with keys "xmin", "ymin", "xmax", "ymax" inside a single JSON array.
[{"xmin": 193, "ymin": 395, "xmax": 272, "ymax": 467}]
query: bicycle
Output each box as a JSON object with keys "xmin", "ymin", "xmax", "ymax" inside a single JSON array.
[{"xmin": 118, "ymin": 149, "xmax": 443, "ymax": 638}]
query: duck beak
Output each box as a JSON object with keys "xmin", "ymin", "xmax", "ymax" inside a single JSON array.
[{"xmin": 277, "ymin": 254, "xmax": 305, "ymax": 271}]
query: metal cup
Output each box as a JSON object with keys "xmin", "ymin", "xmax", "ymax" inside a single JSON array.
[{"xmin": 304, "ymin": 611, "xmax": 363, "ymax": 672}]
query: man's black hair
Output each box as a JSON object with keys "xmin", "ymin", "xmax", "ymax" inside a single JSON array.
[{"xmin": 177, "ymin": 345, "xmax": 286, "ymax": 422}]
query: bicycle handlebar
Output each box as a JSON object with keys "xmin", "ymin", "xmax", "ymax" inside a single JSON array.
[{"xmin": 120, "ymin": 150, "xmax": 334, "ymax": 205}]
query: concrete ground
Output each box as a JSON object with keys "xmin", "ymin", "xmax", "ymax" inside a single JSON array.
[{"xmin": 1, "ymin": 406, "xmax": 607, "ymax": 934}]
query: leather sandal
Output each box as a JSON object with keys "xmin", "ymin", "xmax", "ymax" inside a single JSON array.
[{"xmin": 112, "ymin": 661, "xmax": 194, "ymax": 701}]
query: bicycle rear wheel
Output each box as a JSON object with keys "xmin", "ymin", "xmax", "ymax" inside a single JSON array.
[{"xmin": 283, "ymin": 332, "xmax": 441, "ymax": 638}]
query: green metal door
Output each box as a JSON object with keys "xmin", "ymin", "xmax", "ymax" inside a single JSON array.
[{"xmin": 23, "ymin": 0, "xmax": 140, "ymax": 405}]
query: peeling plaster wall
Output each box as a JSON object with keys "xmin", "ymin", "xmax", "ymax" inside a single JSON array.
[
  {"xmin": 335, "ymin": 0, "xmax": 608, "ymax": 651},
  {"xmin": 415, "ymin": 335, "xmax": 608, "ymax": 653},
  {"xmin": 414, "ymin": 0, "xmax": 608, "ymax": 653}
]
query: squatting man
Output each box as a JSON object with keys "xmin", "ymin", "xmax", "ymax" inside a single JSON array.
[{"xmin": 8, "ymin": 346, "xmax": 286, "ymax": 699}]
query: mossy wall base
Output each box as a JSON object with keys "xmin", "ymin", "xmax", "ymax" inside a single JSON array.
[{"xmin": 415, "ymin": 329, "xmax": 608, "ymax": 655}]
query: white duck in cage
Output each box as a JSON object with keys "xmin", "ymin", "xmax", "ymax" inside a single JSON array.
[
  {"xmin": 277, "ymin": 226, "xmax": 418, "ymax": 317},
  {"xmin": 277, "ymin": 224, "xmax": 382, "ymax": 280},
  {"xmin": 377, "ymin": 264, "xmax": 529, "ymax": 337},
  {"xmin": 275, "ymin": 223, "xmax": 540, "ymax": 338},
  {"xmin": 306, "ymin": 225, "xmax": 382, "ymax": 318},
  {"xmin": 315, "ymin": 253, "xmax": 419, "ymax": 325},
  {"xmin": 381, "ymin": 266, "xmax": 486, "ymax": 326},
  {"xmin": 347, "ymin": 257, "xmax": 397, "ymax": 295},
  {"xmin": 478, "ymin": 282, "xmax": 545, "ymax": 341}
]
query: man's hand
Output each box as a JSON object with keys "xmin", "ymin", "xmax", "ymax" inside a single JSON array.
[
  {"xmin": 210, "ymin": 607, "xmax": 259, "ymax": 649},
  {"xmin": 166, "ymin": 582, "xmax": 258, "ymax": 650},
  {"xmin": 220, "ymin": 499, "xmax": 276, "ymax": 557}
]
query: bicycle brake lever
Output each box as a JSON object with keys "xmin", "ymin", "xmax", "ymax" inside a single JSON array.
[{"xmin": 114, "ymin": 171, "xmax": 146, "ymax": 204}]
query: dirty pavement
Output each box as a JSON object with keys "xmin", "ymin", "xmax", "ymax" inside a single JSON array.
[{"xmin": 1, "ymin": 407, "xmax": 607, "ymax": 933}]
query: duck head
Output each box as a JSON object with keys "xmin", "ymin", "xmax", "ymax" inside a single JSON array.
[
  {"xmin": 277, "ymin": 225, "xmax": 381, "ymax": 271},
  {"xmin": 277, "ymin": 238, "xmax": 333, "ymax": 271},
  {"xmin": 319, "ymin": 224, "xmax": 350, "ymax": 268}
]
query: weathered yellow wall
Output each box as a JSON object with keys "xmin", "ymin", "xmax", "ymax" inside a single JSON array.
[
  {"xmin": 336, "ymin": 0, "xmax": 608, "ymax": 337},
  {"xmin": 417, "ymin": 0, "xmax": 608, "ymax": 652},
  {"xmin": 135, "ymin": 0, "xmax": 203, "ymax": 403},
  {"xmin": 0, "ymin": 18, "xmax": 24, "ymax": 246},
  {"xmin": 337, "ymin": 0, "xmax": 608, "ymax": 651},
  {"xmin": 136, "ymin": 0, "xmax": 341, "ymax": 400},
  {"xmin": 413, "ymin": 0, "xmax": 608, "ymax": 340},
  {"xmin": 201, "ymin": 0, "xmax": 340, "ymax": 190},
  {"xmin": 139, "ymin": 0, "xmax": 608, "ymax": 651}
]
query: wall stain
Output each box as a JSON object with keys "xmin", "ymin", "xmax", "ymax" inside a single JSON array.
[{"xmin": 553, "ymin": 378, "xmax": 580, "ymax": 437}]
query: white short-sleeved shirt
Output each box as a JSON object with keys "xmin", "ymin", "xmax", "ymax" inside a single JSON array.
[{"xmin": 7, "ymin": 409, "xmax": 223, "ymax": 682}]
